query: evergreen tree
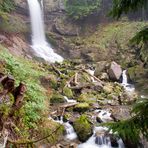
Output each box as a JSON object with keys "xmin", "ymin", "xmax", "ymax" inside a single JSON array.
[
  {"xmin": 64, "ymin": 0, "xmax": 101, "ymax": 20},
  {"xmin": 105, "ymin": 0, "xmax": 148, "ymax": 143}
]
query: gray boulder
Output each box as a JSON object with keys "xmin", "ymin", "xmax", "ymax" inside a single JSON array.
[{"xmin": 108, "ymin": 62, "xmax": 122, "ymax": 81}]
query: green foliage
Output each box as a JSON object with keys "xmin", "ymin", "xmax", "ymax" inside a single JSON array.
[
  {"xmin": 0, "ymin": 47, "xmax": 48, "ymax": 129},
  {"xmin": 64, "ymin": 0, "xmax": 101, "ymax": 20},
  {"xmin": 110, "ymin": 0, "xmax": 148, "ymax": 19},
  {"xmin": 0, "ymin": 0, "xmax": 15, "ymax": 12},
  {"xmin": 130, "ymin": 26, "xmax": 148, "ymax": 44},
  {"xmin": 104, "ymin": 99, "xmax": 148, "ymax": 142}
]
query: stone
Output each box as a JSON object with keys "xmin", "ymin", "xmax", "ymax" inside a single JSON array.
[
  {"xmin": 110, "ymin": 136, "xmax": 119, "ymax": 147},
  {"xmin": 108, "ymin": 61, "xmax": 122, "ymax": 81},
  {"xmin": 73, "ymin": 115, "xmax": 93, "ymax": 142},
  {"xmin": 96, "ymin": 116, "xmax": 103, "ymax": 123},
  {"xmin": 94, "ymin": 61, "xmax": 108, "ymax": 76},
  {"xmin": 74, "ymin": 103, "xmax": 90, "ymax": 113}
]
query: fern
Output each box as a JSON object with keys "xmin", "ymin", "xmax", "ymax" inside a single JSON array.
[{"xmin": 104, "ymin": 99, "xmax": 148, "ymax": 142}]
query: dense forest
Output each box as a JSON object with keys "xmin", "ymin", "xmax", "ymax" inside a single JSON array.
[{"xmin": 0, "ymin": 0, "xmax": 147, "ymax": 148}]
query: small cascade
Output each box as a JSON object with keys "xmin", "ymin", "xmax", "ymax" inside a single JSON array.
[
  {"xmin": 64, "ymin": 96, "xmax": 77, "ymax": 103},
  {"xmin": 64, "ymin": 122, "xmax": 77, "ymax": 140},
  {"xmin": 121, "ymin": 70, "xmax": 135, "ymax": 92},
  {"xmin": 27, "ymin": 0, "xmax": 63, "ymax": 63},
  {"xmin": 78, "ymin": 110, "xmax": 125, "ymax": 148},
  {"xmin": 78, "ymin": 127, "xmax": 124, "ymax": 148},
  {"xmin": 50, "ymin": 116, "xmax": 77, "ymax": 140},
  {"xmin": 95, "ymin": 110, "xmax": 112, "ymax": 123}
]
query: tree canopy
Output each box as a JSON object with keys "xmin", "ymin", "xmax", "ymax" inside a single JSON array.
[
  {"xmin": 64, "ymin": 0, "xmax": 102, "ymax": 20},
  {"xmin": 110, "ymin": 0, "xmax": 148, "ymax": 19},
  {"xmin": 105, "ymin": 0, "xmax": 148, "ymax": 143}
]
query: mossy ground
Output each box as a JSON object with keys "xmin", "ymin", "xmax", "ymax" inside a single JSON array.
[{"xmin": 0, "ymin": 45, "xmax": 64, "ymax": 143}]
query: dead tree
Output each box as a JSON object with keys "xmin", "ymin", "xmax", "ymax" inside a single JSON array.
[
  {"xmin": 9, "ymin": 83, "xmax": 27, "ymax": 117},
  {"xmin": 0, "ymin": 75, "xmax": 15, "ymax": 101}
]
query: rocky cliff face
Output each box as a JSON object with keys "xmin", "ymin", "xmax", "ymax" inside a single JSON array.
[{"xmin": 44, "ymin": 0, "xmax": 65, "ymax": 12}]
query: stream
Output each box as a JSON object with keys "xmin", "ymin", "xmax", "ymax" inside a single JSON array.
[{"xmin": 49, "ymin": 69, "xmax": 137, "ymax": 147}]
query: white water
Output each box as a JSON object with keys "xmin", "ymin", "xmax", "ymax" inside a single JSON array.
[
  {"xmin": 64, "ymin": 122, "xmax": 77, "ymax": 140},
  {"xmin": 121, "ymin": 70, "xmax": 135, "ymax": 92},
  {"xmin": 51, "ymin": 116, "xmax": 77, "ymax": 140},
  {"xmin": 78, "ymin": 110, "xmax": 124, "ymax": 148},
  {"xmin": 27, "ymin": 0, "xmax": 63, "ymax": 63},
  {"xmin": 78, "ymin": 127, "xmax": 124, "ymax": 148},
  {"xmin": 64, "ymin": 96, "xmax": 77, "ymax": 103},
  {"xmin": 95, "ymin": 109, "xmax": 112, "ymax": 123},
  {"xmin": 86, "ymin": 69, "xmax": 97, "ymax": 82}
]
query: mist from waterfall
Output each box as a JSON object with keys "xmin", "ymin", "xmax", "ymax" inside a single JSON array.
[{"xmin": 27, "ymin": 0, "xmax": 63, "ymax": 63}]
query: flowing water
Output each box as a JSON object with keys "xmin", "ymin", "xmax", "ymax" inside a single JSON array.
[
  {"xmin": 64, "ymin": 96, "xmax": 77, "ymax": 103},
  {"xmin": 121, "ymin": 70, "xmax": 135, "ymax": 92},
  {"xmin": 78, "ymin": 110, "xmax": 125, "ymax": 148},
  {"xmin": 27, "ymin": 0, "xmax": 63, "ymax": 63},
  {"xmin": 78, "ymin": 126, "xmax": 124, "ymax": 148},
  {"xmin": 51, "ymin": 116, "xmax": 77, "ymax": 140},
  {"xmin": 64, "ymin": 122, "xmax": 77, "ymax": 140}
]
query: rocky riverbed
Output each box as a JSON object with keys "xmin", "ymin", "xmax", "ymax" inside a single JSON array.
[{"xmin": 38, "ymin": 60, "xmax": 139, "ymax": 148}]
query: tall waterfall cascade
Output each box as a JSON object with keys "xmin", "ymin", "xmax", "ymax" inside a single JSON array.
[{"xmin": 27, "ymin": 0, "xmax": 63, "ymax": 63}]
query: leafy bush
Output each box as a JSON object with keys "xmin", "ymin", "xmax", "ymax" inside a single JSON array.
[
  {"xmin": 0, "ymin": 0, "xmax": 15, "ymax": 12},
  {"xmin": 64, "ymin": 0, "xmax": 101, "ymax": 20}
]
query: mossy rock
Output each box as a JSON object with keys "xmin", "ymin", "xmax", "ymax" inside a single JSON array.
[
  {"xmin": 77, "ymin": 93, "xmax": 89, "ymax": 102},
  {"xmin": 73, "ymin": 115, "xmax": 93, "ymax": 142},
  {"xmin": 63, "ymin": 112, "xmax": 72, "ymax": 122},
  {"xmin": 127, "ymin": 66, "xmax": 144, "ymax": 82},
  {"xmin": 63, "ymin": 87, "xmax": 73, "ymax": 98},
  {"xmin": 74, "ymin": 103, "xmax": 90, "ymax": 113},
  {"xmin": 50, "ymin": 93, "xmax": 65, "ymax": 104},
  {"xmin": 77, "ymin": 93, "xmax": 97, "ymax": 104}
]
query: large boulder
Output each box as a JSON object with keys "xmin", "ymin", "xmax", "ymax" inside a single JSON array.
[
  {"xmin": 73, "ymin": 115, "xmax": 93, "ymax": 142},
  {"xmin": 108, "ymin": 62, "xmax": 122, "ymax": 81},
  {"xmin": 74, "ymin": 103, "xmax": 90, "ymax": 113}
]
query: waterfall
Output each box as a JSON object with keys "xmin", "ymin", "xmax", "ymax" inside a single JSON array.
[
  {"xmin": 51, "ymin": 116, "xmax": 77, "ymax": 140},
  {"xmin": 121, "ymin": 70, "xmax": 135, "ymax": 92},
  {"xmin": 27, "ymin": 0, "xmax": 63, "ymax": 63}
]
